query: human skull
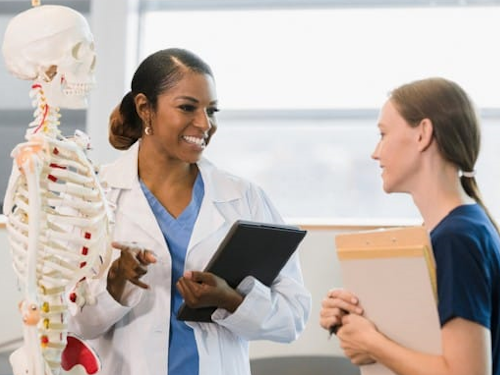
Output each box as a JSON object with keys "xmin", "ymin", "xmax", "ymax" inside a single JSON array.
[{"xmin": 2, "ymin": 5, "xmax": 96, "ymax": 109}]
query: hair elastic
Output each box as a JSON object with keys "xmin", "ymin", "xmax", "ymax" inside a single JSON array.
[{"xmin": 459, "ymin": 170, "xmax": 476, "ymax": 178}]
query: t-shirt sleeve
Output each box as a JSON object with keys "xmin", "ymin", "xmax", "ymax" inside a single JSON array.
[{"xmin": 433, "ymin": 231, "xmax": 491, "ymax": 329}]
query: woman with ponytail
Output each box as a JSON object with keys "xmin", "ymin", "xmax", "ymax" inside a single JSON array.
[
  {"xmin": 69, "ymin": 48, "xmax": 310, "ymax": 375},
  {"xmin": 320, "ymin": 77, "xmax": 499, "ymax": 375}
]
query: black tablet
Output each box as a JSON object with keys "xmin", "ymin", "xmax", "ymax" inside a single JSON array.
[{"xmin": 177, "ymin": 220, "xmax": 307, "ymax": 322}]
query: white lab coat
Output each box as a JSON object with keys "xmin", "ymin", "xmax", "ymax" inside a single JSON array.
[{"xmin": 69, "ymin": 142, "xmax": 311, "ymax": 375}]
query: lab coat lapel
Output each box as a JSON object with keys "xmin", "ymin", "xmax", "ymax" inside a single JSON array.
[
  {"xmin": 188, "ymin": 195, "xmax": 225, "ymax": 251},
  {"xmin": 188, "ymin": 158, "xmax": 240, "ymax": 250},
  {"xmin": 117, "ymin": 183, "xmax": 165, "ymax": 248},
  {"xmin": 103, "ymin": 146, "xmax": 242, "ymax": 250},
  {"xmin": 101, "ymin": 142, "xmax": 165, "ymax": 248}
]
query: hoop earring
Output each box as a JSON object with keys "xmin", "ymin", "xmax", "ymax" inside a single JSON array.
[{"xmin": 144, "ymin": 126, "xmax": 152, "ymax": 136}]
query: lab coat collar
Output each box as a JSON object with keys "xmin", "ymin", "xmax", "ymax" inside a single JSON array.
[
  {"xmin": 102, "ymin": 141, "xmax": 240, "ymax": 249},
  {"xmin": 102, "ymin": 141, "xmax": 140, "ymax": 190}
]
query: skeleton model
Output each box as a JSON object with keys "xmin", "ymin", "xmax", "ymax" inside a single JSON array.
[{"xmin": 2, "ymin": 4, "xmax": 113, "ymax": 375}]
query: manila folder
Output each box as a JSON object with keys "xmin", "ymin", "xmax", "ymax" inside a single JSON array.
[{"xmin": 335, "ymin": 226, "xmax": 441, "ymax": 375}]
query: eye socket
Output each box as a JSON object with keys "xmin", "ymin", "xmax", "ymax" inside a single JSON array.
[
  {"xmin": 72, "ymin": 42, "xmax": 95, "ymax": 59},
  {"xmin": 72, "ymin": 42, "xmax": 83, "ymax": 59}
]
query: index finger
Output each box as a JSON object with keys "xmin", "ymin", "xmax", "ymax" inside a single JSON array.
[
  {"xmin": 184, "ymin": 271, "xmax": 221, "ymax": 287},
  {"xmin": 327, "ymin": 289, "xmax": 363, "ymax": 315},
  {"xmin": 111, "ymin": 241, "xmax": 142, "ymax": 254},
  {"xmin": 112, "ymin": 241, "xmax": 157, "ymax": 265},
  {"xmin": 328, "ymin": 288, "xmax": 359, "ymax": 304},
  {"xmin": 184, "ymin": 270, "xmax": 207, "ymax": 283}
]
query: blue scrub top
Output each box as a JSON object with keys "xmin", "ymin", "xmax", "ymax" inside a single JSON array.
[{"xmin": 140, "ymin": 173, "xmax": 204, "ymax": 375}]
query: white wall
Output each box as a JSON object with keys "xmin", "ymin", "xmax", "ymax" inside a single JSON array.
[
  {"xmin": 85, "ymin": 0, "xmax": 139, "ymax": 165},
  {"xmin": 250, "ymin": 228, "xmax": 345, "ymax": 358}
]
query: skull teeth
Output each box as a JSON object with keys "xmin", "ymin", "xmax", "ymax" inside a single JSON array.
[{"xmin": 63, "ymin": 82, "xmax": 94, "ymax": 96}]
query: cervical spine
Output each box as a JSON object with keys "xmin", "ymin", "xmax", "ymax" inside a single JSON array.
[{"xmin": 4, "ymin": 84, "xmax": 112, "ymax": 375}]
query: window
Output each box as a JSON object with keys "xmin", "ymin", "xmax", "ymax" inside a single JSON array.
[{"xmin": 139, "ymin": 1, "xmax": 500, "ymax": 220}]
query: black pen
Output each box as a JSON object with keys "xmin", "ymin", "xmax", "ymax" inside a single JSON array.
[{"xmin": 328, "ymin": 324, "xmax": 340, "ymax": 338}]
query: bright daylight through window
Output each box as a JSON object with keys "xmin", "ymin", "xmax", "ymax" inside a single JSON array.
[{"xmin": 139, "ymin": 4, "xmax": 500, "ymax": 222}]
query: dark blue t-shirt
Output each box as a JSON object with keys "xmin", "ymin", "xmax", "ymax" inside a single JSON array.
[{"xmin": 431, "ymin": 204, "xmax": 500, "ymax": 375}]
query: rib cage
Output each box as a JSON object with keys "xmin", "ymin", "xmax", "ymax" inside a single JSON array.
[{"xmin": 7, "ymin": 135, "xmax": 112, "ymax": 288}]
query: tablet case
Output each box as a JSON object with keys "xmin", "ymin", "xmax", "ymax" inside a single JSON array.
[
  {"xmin": 335, "ymin": 226, "xmax": 441, "ymax": 375},
  {"xmin": 177, "ymin": 220, "xmax": 307, "ymax": 322}
]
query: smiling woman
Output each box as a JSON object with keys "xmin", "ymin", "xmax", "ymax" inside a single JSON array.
[
  {"xmin": 67, "ymin": 47, "xmax": 311, "ymax": 375},
  {"xmin": 372, "ymin": 99, "xmax": 425, "ymax": 195},
  {"xmin": 320, "ymin": 77, "xmax": 500, "ymax": 375},
  {"xmin": 135, "ymin": 72, "xmax": 218, "ymax": 166}
]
